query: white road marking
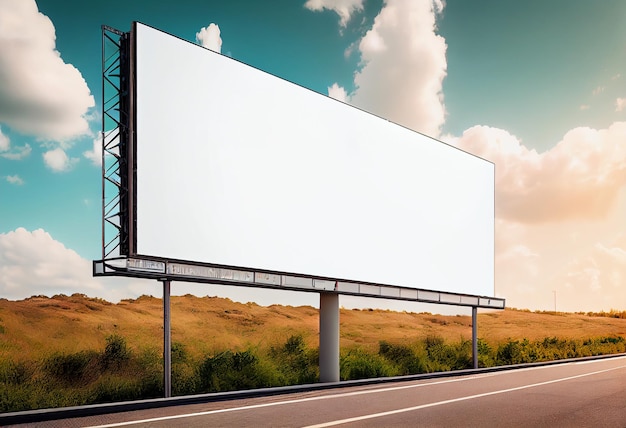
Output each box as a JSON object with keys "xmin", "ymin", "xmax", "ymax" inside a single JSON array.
[
  {"xmin": 85, "ymin": 358, "xmax": 626, "ymax": 428},
  {"xmin": 303, "ymin": 365, "xmax": 626, "ymax": 427},
  {"xmin": 84, "ymin": 375, "xmax": 494, "ymax": 427},
  {"xmin": 574, "ymin": 358, "xmax": 619, "ymax": 365}
]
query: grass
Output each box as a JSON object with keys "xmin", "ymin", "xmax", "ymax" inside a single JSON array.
[
  {"xmin": 0, "ymin": 294, "xmax": 625, "ymax": 412},
  {"xmin": 1, "ymin": 294, "xmax": 626, "ymax": 359}
]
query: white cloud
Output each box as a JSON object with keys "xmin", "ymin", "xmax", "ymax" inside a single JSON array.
[
  {"xmin": 491, "ymin": 218, "xmax": 544, "ymax": 305},
  {"xmin": 0, "ymin": 126, "xmax": 8, "ymax": 151},
  {"xmin": 0, "ymin": 228, "xmax": 151, "ymax": 302},
  {"xmin": 557, "ymin": 235, "xmax": 626, "ymax": 310},
  {"xmin": 0, "ymin": 126, "xmax": 30, "ymax": 160},
  {"xmin": 84, "ymin": 129, "xmax": 119, "ymax": 168},
  {"xmin": 344, "ymin": 0, "xmax": 447, "ymax": 137},
  {"xmin": 0, "ymin": 0, "xmax": 94, "ymax": 142},
  {"xmin": 616, "ymin": 97, "xmax": 626, "ymax": 112},
  {"xmin": 0, "ymin": 228, "xmax": 92, "ymax": 297},
  {"xmin": 0, "ymin": 138, "xmax": 31, "ymax": 164},
  {"xmin": 196, "ymin": 23, "xmax": 222, "ymax": 53},
  {"xmin": 579, "ymin": 104, "xmax": 590, "ymax": 111},
  {"xmin": 328, "ymin": 82, "xmax": 348, "ymax": 102},
  {"xmin": 1, "ymin": 143, "xmax": 31, "ymax": 160},
  {"xmin": 43, "ymin": 147, "xmax": 78, "ymax": 172},
  {"xmin": 83, "ymin": 134, "xmax": 102, "ymax": 166},
  {"xmin": 448, "ymin": 122, "xmax": 626, "ymax": 223},
  {"xmin": 592, "ymin": 86, "xmax": 605, "ymax": 95},
  {"xmin": 498, "ymin": 250, "xmax": 540, "ymax": 296},
  {"xmin": 304, "ymin": 0, "xmax": 364, "ymax": 27},
  {"xmin": 5, "ymin": 174, "xmax": 24, "ymax": 185},
  {"xmin": 491, "ymin": 208, "xmax": 626, "ymax": 312}
]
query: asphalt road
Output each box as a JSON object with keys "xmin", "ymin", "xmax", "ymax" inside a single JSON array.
[{"xmin": 15, "ymin": 356, "xmax": 626, "ymax": 427}]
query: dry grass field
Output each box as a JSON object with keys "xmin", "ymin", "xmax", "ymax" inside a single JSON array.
[
  {"xmin": 1, "ymin": 293, "xmax": 625, "ymax": 412},
  {"xmin": 1, "ymin": 293, "xmax": 625, "ymax": 359}
]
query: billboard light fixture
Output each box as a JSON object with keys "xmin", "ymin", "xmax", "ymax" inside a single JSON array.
[
  {"xmin": 282, "ymin": 276, "xmax": 313, "ymax": 288},
  {"xmin": 360, "ymin": 284, "xmax": 380, "ymax": 296},
  {"xmin": 336, "ymin": 281, "xmax": 359, "ymax": 293},
  {"xmin": 418, "ymin": 290, "xmax": 440, "ymax": 302},
  {"xmin": 167, "ymin": 263, "xmax": 217, "ymax": 279},
  {"xmin": 400, "ymin": 288, "xmax": 418, "ymax": 299},
  {"xmin": 127, "ymin": 258, "xmax": 166, "ymax": 273},
  {"xmin": 218, "ymin": 268, "xmax": 254, "ymax": 283},
  {"xmin": 255, "ymin": 273, "xmax": 282, "ymax": 285},
  {"xmin": 313, "ymin": 279, "xmax": 336, "ymax": 291}
]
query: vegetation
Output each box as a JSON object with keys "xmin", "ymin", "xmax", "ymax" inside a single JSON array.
[
  {"xmin": 578, "ymin": 309, "xmax": 626, "ymax": 320},
  {"xmin": 1, "ymin": 332, "xmax": 625, "ymax": 412},
  {"xmin": 0, "ymin": 294, "xmax": 625, "ymax": 412}
]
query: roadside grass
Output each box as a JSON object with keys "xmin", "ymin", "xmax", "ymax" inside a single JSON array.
[
  {"xmin": 0, "ymin": 294, "xmax": 625, "ymax": 412},
  {"xmin": 1, "ymin": 332, "xmax": 624, "ymax": 412}
]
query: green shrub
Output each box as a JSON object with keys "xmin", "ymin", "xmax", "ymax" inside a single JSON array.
[
  {"xmin": 197, "ymin": 349, "xmax": 275, "ymax": 392},
  {"xmin": 137, "ymin": 369, "xmax": 163, "ymax": 399},
  {"xmin": 423, "ymin": 335, "xmax": 472, "ymax": 371},
  {"xmin": 172, "ymin": 361, "xmax": 197, "ymax": 395},
  {"xmin": 340, "ymin": 348, "xmax": 394, "ymax": 380},
  {"xmin": 88, "ymin": 375, "xmax": 143, "ymax": 403},
  {"xmin": 171, "ymin": 342, "xmax": 188, "ymax": 363},
  {"xmin": 269, "ymin": 335, "xmax": 319, "ymax": 384},
  {"xmin": 100, "ymin": 334, "xmax": 131, "ymax": 370},
  {"xmin": 496, "ymin": 340, "xmax": 526, "ymax": 365},
  {"xmin": 0, "ymin": 383, "xmax": 36, "ymax": 412},
  {"xmin": 477, "ymin": 338, "xmax": 495, "ymax": 367},
  {"xmin": 43, "ymin": 351, "xmax": 99, "ymax": 384},
  {"xmin": 0, "ymin": 359, "xmax": 34, "ymax": 385},
  {"xmin": 378, "ymin": 341, "xmax": 426, "ymax": 375}
]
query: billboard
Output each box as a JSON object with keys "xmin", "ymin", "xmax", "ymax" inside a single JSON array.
[{"xmin": 127, "ymin": 22, "xmax": 494, "ymax": 297}]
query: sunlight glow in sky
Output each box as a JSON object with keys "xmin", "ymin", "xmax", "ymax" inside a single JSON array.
[{"xmin": 0, "ymin": 0, "xmax": 625, "ymax": 313}]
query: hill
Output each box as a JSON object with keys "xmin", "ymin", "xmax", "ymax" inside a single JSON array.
[{"xmin": 1, "ymin": 293, "xmax": 625, "ymax": 360}]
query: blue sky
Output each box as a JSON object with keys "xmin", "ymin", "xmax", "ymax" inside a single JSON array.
[{"xmin": 1, "ymin": 0, "xmax": 625, "ymax": 312}]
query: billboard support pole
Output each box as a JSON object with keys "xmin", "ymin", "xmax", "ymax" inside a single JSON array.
[
  {"xmin": 472, "ymin": 306, "xmax": 478, "ymax": 369},
  {"xmin": 162, "ymin": 280, "xmax": 172, "ymax": 397},
  {"xmin": 319, "ymin": 293, "xmax": 340, "ymax": 383}
]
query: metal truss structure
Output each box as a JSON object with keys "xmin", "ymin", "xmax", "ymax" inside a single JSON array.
[{"xmin": 101, "ymin": 26, "xmax": 130, "ymax": 259}]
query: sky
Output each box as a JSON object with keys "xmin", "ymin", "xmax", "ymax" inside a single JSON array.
[{"xmin": 0, "ymin": 0, "xmax": 625, "ymax": 313}]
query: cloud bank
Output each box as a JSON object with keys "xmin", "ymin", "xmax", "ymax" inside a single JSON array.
[
  {"xmin": 326, "ymin": 0, "xmax": 447, "ymax": 137},
  {"xmin": 0, "ymin": 228, "xmax": 150, "ymax": 302},
  {"xmin": 0, "ymin": 0, "xmax": 95, "ymax": 142},
  {"xmin": 448, "ymin": 122, "xmax": 626, "ymax": 224}
]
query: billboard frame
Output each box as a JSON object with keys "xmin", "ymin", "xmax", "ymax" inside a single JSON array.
[
  {"xmin": 93, "ymin": 256, "xmax": 504, "ymax": 309},
  {"xmin": 97, "ymin": 23, "xmax": 502, "ymax": 310}
]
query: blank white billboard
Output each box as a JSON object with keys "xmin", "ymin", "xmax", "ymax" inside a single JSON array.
[{"xmin": 133, "ymin": 22, "xmax": 494, "ymax": 296}]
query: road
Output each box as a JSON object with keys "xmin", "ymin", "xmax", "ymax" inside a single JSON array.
[{"xmin": 14, "ymin": 356, "xmax": 626, "ymax": 427}]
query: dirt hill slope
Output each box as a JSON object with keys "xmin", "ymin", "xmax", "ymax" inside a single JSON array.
[{"xmin": 1, "ymin": 294, "xmax": 625, "ymax": 359}]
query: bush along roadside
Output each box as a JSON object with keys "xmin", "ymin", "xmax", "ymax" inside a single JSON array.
[{"xmin": 0, "ymin": 334, "xmax": 624, "ymax": 412}]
